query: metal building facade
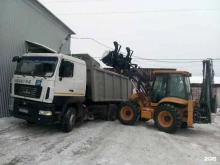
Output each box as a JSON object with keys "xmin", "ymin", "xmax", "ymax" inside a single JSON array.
[{"xmin": 0, "ymin": 0, "xmax": 75, "ymax": 118}]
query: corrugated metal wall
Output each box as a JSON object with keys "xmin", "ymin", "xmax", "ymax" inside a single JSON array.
[{"xmin": 0, "ymin": 0, "xmax": 72, "ymax": 118}]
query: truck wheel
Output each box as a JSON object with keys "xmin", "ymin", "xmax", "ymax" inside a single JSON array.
[
  {"xmin": 107, "ymin": 104, "xmax": 117, "ymax": 121},
  {"xmin": 118, "ymin": 102, "xmax": 139, "ymax": 125},
  {"xmin": 181, "ymin": 122, "xmax": 188, "ymax": 129},
  {"xmin": 154, "ymin": 104, "xmax": 182, "ymax": 134},
  {"xmin": 61, "ymin": 107, "xmax": 76, "ymax": 133}
]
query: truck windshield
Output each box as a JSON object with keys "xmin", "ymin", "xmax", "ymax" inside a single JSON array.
[{"xmin": 15, "ymin": 56, "xmax": 58, "ymax": 77}]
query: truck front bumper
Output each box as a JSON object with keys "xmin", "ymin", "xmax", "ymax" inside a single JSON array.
[{"xmin": 10, "ymin": 98, "xmax": 56, "ymax": 124}]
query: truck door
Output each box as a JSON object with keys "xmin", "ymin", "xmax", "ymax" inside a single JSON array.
[{"xmin": 55, "ymin": 59, "xmax": 75, "ymax": 96}]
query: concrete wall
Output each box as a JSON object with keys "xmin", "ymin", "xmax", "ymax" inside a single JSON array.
[
  {"xmin": 0, "ymin": 0, "xmax": 73, "ymax": 118},
  {"xmin": 191, "ymin": 87, "xmax": 201, "ymax": 101}
]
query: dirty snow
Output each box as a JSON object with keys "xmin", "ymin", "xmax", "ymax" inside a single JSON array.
[{"xmin": 0, "ymin": 115, "xmax": 220, "ymax": 165}]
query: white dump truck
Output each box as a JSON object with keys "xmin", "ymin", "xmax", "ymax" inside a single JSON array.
[{"xmin": 9, "ymin": 53, "xmax": 132, "ymax": 132}]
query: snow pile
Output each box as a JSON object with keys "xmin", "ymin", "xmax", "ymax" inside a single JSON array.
[
  {"xmin": 217, "ymin": 108, "xmax": 220, "ymax": 116},
  {"xmin": 0, "ymin": 117, "xmax": 24, "ymax": 132},
  {"xmin": 212, "ymin": 111, "xmax": 220, "ymax": 125}
]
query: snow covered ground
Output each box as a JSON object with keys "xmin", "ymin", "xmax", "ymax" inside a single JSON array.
[{"xmin": 0, "ymin": 115, "xmax": 220, "ymax": 165}]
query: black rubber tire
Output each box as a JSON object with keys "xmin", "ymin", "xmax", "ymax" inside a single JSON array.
[
  {"xmin": 107, "ymin": 104, "xmax": 117, "ymax": 121},
  {"xmin": 154, "ymin": 121, "xmax": 158, "ymax": 127},
  {"xmin": 118, "ymin": 101, "xmax": 140, "ymax": 125},
  {"xmin": 61, "ymin": 107, "xmax": 76, "ymax": 133},
  {"xmin": 154, "ymin": 104, "xmax": 182, "ymax": 134},
  {"xmin": 26, "ymin": 120, "xmax": 35, "ymax": 124},
  {"xmin": 181, "ymin": 122, "xmax": 188, "ymax": 129}
]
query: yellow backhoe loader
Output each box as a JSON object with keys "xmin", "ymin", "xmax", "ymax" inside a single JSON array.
[{"xmin": 102, "ymin": 42, "xmax": 215, "ymax": 133}]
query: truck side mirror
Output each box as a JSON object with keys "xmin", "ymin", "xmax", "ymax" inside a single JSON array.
[{"xmin": 12, "ymin": 56, "xmax": 20, "ymax": 62}]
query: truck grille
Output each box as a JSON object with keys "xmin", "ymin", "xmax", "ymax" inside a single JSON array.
[{"xmin": 14, "ymin": 84, "xmax": 42, "ymax": 99}]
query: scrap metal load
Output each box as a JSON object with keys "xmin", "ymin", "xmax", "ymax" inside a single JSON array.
[{"xmin": 102, "ymin": 42, "xmax": 150, "ymax": 95}]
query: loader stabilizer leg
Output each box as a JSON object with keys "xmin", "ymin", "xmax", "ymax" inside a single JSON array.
[{"xmin": 187, "ymin": 100, "xmax": 194, "ymax": 127}]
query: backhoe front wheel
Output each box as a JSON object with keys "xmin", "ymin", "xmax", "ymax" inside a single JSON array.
[
  {"xmin": 154, "ymin": 104, "xmax": 182, "ymax": 134},
  {"xmin": 118, "ymin": 102, "xmax": 140, "ymax": 125}
]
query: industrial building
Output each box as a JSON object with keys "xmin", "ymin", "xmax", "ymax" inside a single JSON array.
[{"xmin": 0, "ymin": 0, "xmax": 74, "ymax": 118}]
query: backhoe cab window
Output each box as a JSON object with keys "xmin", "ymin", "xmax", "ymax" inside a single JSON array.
[
  {"xmin": 59, "ymin": 60, "xmax": 74, "ymax": 77},
  {"xmin": 185, "ymin": 77, "xmax": 192, "ymax": 99},
  {"xmin": 168, "ymin": 74, "xmax": 185, "ymax": 99},
  {"xmin": 152, "ymin": 75, "xmax": 168, "ymax": 103}
]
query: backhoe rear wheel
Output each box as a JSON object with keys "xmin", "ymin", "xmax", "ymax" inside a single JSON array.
[
  {"xmin": 118, "ymin": 102, "xmax": 139, "ymax": 125},
  {"xmin": 154, "ymin": 104, "xmax": 182, "ymax": 134}
]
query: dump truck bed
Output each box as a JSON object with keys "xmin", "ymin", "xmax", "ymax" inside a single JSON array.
[{"xmin": 73, "ymin": 54, "xmax": 132, "ymax": 102}]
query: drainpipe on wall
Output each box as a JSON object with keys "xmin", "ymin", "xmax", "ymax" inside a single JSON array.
[{"xmin": 58, "ymin": 34, "xmax": 71, "ymax": 54}]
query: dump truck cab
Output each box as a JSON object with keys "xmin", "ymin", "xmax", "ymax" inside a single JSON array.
[
  {"xmin": 9, "ymin": 53, "xmax": 87, "ymax": 125},
  {"xmin": 10, "ymin": 53, "xmax": 86, "ymax": 102}
]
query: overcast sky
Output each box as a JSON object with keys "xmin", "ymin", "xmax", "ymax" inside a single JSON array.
[{"xmin": 39, "ymin": 0, "xmax": 220, "ymax": 77}]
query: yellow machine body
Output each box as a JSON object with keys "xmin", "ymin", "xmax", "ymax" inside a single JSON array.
[{"xmin": 129, "ymin": 70, "xmax": 194, "ymax": 127}]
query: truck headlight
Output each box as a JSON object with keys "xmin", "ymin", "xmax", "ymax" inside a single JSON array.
[
  {"xmin": 39, "ymin": 110, "xmax": 52, "ymax": 116},
  {"xmin": 9, "ymin": 98, "xmax": 14, "ymax": 111}
]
